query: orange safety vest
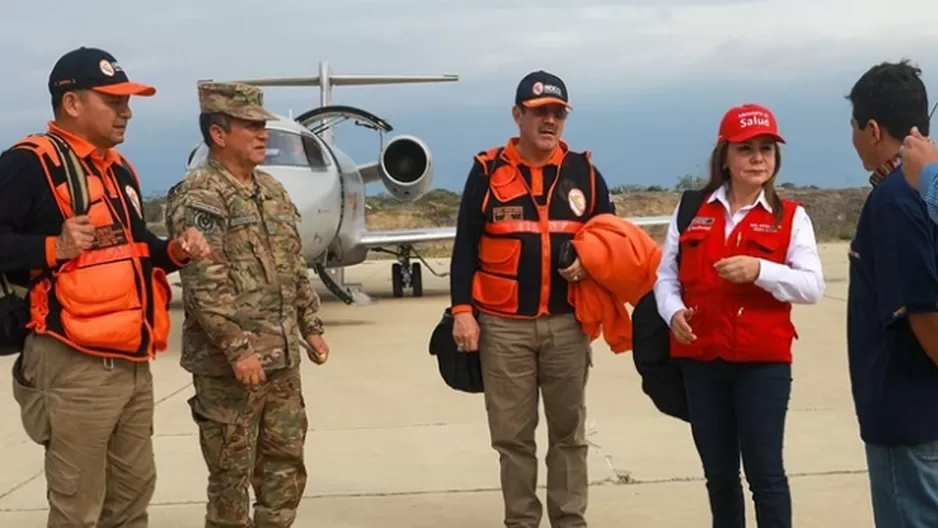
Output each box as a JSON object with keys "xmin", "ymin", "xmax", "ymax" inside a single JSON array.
[
  {"xmin": 472, "ymin": 143, "xmax": 599, "ymax": 318},
  {"xmin": 11, "ymin": 132, "xmax": 171, "ymax": 362},
  {"xmin": 670, "ymin": 196, "xmax": 799, "ymax": 363}
]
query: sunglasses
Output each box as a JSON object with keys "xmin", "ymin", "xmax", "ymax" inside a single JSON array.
[{"xmin": 528, "ymin": 106, "xmax": 568, "ymax": 120}]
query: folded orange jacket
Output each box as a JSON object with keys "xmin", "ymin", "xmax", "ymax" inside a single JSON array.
[{"xmin": 567, "ymin": 213, "xmax": 662, "ymax": 353}]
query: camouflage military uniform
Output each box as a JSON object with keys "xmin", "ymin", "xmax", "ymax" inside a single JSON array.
[{"xmin": 165, "ymin": 81, "xmax": 324, "ymax": 528}]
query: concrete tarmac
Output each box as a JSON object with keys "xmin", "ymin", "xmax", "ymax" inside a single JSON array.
[{"xmin": 0, "ymin": 241, "xmax": 877, "ymax": 527}]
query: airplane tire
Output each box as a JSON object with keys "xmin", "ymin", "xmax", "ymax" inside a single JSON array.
[
  {"xmin": 411, "ymin": 263, "xmax": 423, "ymax": 297},
  {"xmin": 392, "ymin": 263, "xmax": 404, "ymax": 298}
]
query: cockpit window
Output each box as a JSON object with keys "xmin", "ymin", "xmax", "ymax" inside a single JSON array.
[{"xmin": 265, "ymin": 129, "xmax": 329, "ymax": 169}]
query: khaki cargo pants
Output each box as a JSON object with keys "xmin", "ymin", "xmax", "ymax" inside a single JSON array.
[
  {"xmin": 478, "ymin": 312, "xmax": 592, "ymax": 528},
  {"xmin": 10, "ymin": 333, "xmax": 156, "ymax": 527}
]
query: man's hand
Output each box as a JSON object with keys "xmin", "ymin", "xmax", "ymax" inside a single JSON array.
[
  {"xmin": 714, "ymin": 256, "xmax": 760, "ymax": 283},
  {"xmin": 55, "ymin": 215, "xmax": 95, "ymax": 260},
  {"xmin": 306, "ymin": 333, "xmax": 329, "ymax": 365},
  {"xmin": 233, "ymin": 353, "xmax": 266, "ymax": 385},
  {"xmin": 174, "ymin": 227, "xmax": 211, "ymax": 261},
  {"xmin": 452, "ymin": 312, "xmax": 480, "ymax": 352},
  {"xmin": 559, "ymin": 257, "xmax": 586, "ymax": 282},
  {"xmin": 899, "ymin": 126, "xmax": 938, "ymax": 190},
  {"xmin": 670, "ymin": 307, "xmax": 697, "ymax": 344}
]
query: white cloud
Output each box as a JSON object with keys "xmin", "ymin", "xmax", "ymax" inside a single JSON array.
[{"xmin": 1, "ymin": 0, "xmax": 937, "ymax": 129}]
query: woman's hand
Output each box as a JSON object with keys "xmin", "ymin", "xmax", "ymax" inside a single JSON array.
[
  {"xmin": 714, "ymin": 256, "xmax": 761, "ymax": 283},
  {"xmin": 670, "ymin": 307, "xmax": 697, "ymax": 344}
]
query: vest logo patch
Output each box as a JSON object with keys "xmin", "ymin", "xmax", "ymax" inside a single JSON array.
[
  {"xmin": 567, "ymin": 188, "xmax": 586, "ymax": 217},
  {"xmin": 493, "ymin": 206, "xmax": 523, "ymax": 222},
  {"xmin": 687, "ymin": 216, "xmax": 713, "ymax": 231}
]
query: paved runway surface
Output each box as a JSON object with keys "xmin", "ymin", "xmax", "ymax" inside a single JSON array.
[{"xmin": 0, "ymin": 242, "xmax": 878, "ymax": 526}]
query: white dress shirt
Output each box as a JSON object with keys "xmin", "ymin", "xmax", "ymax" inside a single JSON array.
[{"xmin": 653, "ymin": 184, "xmax": 826, "ymax": 327}]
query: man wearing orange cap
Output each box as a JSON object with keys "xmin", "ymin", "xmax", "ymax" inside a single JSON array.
[{"xmin": 0, "ymin": 46, "xmax": 209, "ymax": 527}]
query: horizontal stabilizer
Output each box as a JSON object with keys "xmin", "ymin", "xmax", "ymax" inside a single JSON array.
[{"xmin": 203, "ymin": 74, "xmax": 458, "ymax": 87}]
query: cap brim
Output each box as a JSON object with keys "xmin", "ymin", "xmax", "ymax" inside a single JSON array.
[
  {"xmin": 224, "ymin": 108, "xmax": 279, "ymax": 122},
  {"xmin": 724, "ymin": 131, "xmax": 785, "ymax": 144},
  {"xmin": 93, "ymin": 82, "xmax": 156, "ymax": 97},
  {"xmin": 522, "ymin": 97, "xmax": 572, "ymax": 110}
]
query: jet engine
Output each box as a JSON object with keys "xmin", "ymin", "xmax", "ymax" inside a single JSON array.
[{"xmin": 379, "ymin": 135, "xmax": 433, "ymax": 201}]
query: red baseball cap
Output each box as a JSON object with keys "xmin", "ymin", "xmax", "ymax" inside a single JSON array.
[{"xmin": 717, "ymin": 103, "xmax": 785, "ymax": 144}]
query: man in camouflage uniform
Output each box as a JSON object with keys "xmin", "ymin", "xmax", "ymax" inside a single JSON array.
[{"xmin": 165, "ymin": 81, "xmax": 330, "ymax": 528}]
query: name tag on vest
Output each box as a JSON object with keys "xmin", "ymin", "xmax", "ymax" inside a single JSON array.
[
  {"xmin": 91, "ymin": 223, "xmax": 129, "ymax": 249},
  {"xmin": 493, "ymin": 206, "xmax": 523, "ymax": 222},
  {"xmin": 750, "ymin": 223, "xmax": 779, "ymax": 233}
]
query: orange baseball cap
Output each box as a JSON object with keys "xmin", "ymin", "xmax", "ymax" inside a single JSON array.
[
  {"xmin": 718, "ymin": 103, "xmax": 784, "ymax": 143},
  {"xmin": 48, "ymin": 47, "xmax": 156, "ymax": 97}
]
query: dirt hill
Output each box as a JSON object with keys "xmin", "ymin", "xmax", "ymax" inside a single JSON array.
[{"xmin": 144, "ymin": 184, "xmax": 870, "ymax": 259}]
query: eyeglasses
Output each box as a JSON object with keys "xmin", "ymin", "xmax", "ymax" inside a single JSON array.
[{"xmin": 529, "ymin": 106, "xmax": 568, "ymax": 120}]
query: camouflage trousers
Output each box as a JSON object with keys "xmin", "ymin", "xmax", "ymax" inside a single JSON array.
[{"xmin": 188, "ymin": 365, "xmax": 309, "ymax": 528}]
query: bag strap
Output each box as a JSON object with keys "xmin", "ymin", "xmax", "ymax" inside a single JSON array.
[
  {"xmin": 46, "ymin": 133, "xmax": 90, "ymax": 216},
  {"xmin": 675, "ymin": 189, "xmax": 706, "ymax": 266},
  {"xmin": 0, "ymin": 133, "xmax": 92, "ymax": 296}
]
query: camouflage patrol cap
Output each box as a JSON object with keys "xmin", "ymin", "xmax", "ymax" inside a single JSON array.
[{"xmin": 197, "ymin": 81, "xmax": 277, "ymax": 122}]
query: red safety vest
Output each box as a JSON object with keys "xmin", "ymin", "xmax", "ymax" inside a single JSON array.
[
  {"xmin": 12, "ymin": 132, "xmax": 171, "ymax": 362},
  {"xmin": 670, "ymin": 196, "xmax": 799, "ymax": 363},
  {"xmin": 472, "ymin": 139, "xmax": 599, "ymax": 318}
]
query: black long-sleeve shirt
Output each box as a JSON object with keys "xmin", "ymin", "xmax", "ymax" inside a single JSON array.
[
  {"xmin": 449, "ymin": 155, "xmax": 614, "ymax": 310},
  {"xmin": 0, "ymin": 142, "xmax": 181, "ymax": 286}
]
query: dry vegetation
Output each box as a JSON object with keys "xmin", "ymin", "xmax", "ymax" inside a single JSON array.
[{"xmin": 144, "ymin": 182, "xmax": 870, "ymax": 259}]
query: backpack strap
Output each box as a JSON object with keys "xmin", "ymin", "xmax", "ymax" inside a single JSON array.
[
  {"xmin": 675, "ymin": 189, "xmax": 706, "ymax": 266},
  {"xmin": 45, "ymin": 132, "xmax": 90, "ymax": 216},
  {"xmin": 0, "ymin": 133, "xmax": 92, "ymax": 295}
]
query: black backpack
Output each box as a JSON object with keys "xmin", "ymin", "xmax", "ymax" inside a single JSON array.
[
  {"xmin": 0, "ymin": 133, "xmax": 89, "ymax": 356},
  {"xmin": 428, "ymin": 307, "xmax": 484, "ymax": 394},
  {"xmin": 630, "ymin": 189, "xmax": 706, "ymax": 422}
]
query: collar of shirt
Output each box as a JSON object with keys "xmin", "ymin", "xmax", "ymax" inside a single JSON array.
[
  {"xmin": 501, "ymin": 136, "xmax": 568, "ymax": 167},
  {"xmin": 46, "ymin": 121, "xmax": 121, "ymax": 170},
  {"xmin": 869, "ymin": 154, "xmax": 902, "ymax": 187},
  {"xmin": 705, "ymin": 183, "xmax": 773, "ymax": 238},
  {"xmin": 706, "ymin": 182, "xmax": 773, "ymax": 213},
  {"xmin": 207, "ymin": 157, "xmax": 260, "ymax": 198}
]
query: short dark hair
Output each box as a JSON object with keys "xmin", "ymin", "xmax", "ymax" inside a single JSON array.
[
  {"xmin": 199, "ymin": 112, "xmax": 231, "ymax": 147},
  {"xmin": 847, "ymin": 59, "xmax": 930, "ymax": 139}
]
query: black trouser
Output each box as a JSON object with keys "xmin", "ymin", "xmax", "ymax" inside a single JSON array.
[{"xmin": 678, "ymin": 358, "xmax": 793, "ymax": 528}]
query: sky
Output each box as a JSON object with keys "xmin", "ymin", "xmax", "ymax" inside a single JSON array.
[{"xmin": 2, "ymin": 0, "xmax": 938, "ymax": 197}]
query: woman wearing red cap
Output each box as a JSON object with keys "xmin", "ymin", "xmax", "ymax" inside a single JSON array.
[{"xmin": 653, "ymin": 103, "xmax": 826, "ymax": 527}]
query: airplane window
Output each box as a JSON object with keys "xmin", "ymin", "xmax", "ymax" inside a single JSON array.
[
  {"xmin": 301, "ymin": 135, "xmax": 328, "ymax": 169},
  {"xmin": 264, "ymin": 129, "xmax": 330, "ymax": 170},
  {"xmin": 265, "ymin": 130, "xmax": 310, "ymax": 167}
]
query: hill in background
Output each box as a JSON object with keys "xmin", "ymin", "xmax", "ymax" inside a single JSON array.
[{"xmin": 143, "ymin": 176, "xmax": 869, "ymax": 259}]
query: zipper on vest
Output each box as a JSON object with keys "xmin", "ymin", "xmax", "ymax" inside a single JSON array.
[
  {"xmin": 733, "ymin": 306, "xmax": 743, "ymax": 361},
  {"xmin": 253, "ymin": 192, "xmax": 289, "ymax": 353}
]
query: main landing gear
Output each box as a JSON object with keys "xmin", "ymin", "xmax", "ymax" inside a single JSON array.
[{"xmin": 372, "ymin": 244, "xmax": 447, "ymax": 298}]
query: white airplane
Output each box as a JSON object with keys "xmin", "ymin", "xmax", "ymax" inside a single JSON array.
[{"xmin": 183, "ymin": 61, "xmax": 671, "ymax": 305}]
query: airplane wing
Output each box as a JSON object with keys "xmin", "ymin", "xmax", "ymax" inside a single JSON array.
[
  {"xmin": 358, "ymin": 215, "xmax": 672, "ymax": 248},
  {"xmin": 360, "ymin": 227, "xmax": 455, "ymax": 247}
]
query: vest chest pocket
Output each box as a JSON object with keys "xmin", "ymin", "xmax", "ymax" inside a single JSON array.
[
  {"xmin": 677, "ymin": 228, "xmax": 710, "ymax": 284},
  {"xmin": 740, "ymin": 229, "xmax": 785, "ymax": 262},
  {"xmin": 489, "ymin": 166, "xmax": 529, "ymax": 203}
]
